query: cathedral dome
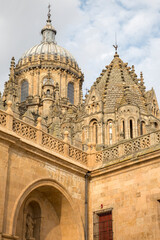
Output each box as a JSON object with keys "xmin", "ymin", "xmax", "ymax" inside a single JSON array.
[
  {"xmin": 17, "ymin": 6, "xmax": 79, "ymax": 71},
  {"xmin": 20, "ymin": 42, "xmax": 77, "ymax": 67}
]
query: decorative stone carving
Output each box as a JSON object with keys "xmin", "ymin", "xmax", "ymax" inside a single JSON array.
[{"xmin": 25, "ymin": 214, "xmax": 35, "ymax": 240}]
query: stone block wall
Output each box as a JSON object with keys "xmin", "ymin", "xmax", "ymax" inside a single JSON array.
[{"xmin": 89, "ymin": 155, "xmax": 160, "ymax": 240}]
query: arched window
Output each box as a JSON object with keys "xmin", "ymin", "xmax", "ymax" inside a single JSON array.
[
  {"xmin": 109, "ymin": 122, "xmax": 113, "ymax": 145},
  {"xmin": 67, "ymin": 82, "xmax": 74, "ymax": 104},
  {"xmin": 130, "ymin": 119, "xmax": 133, "ymax": 139},
  {"xmin": 46, "ymin": 89, "xmax": 50, "ymax": 95},
  {"xmin": 122, "ymin": 120, "xmax": 125, "ymax": 139},
  {"xmin": 90, "ymin": 120, "xmax": 98, "ymax": 144},
  {"xmin": 21, "ymin": 80, "xmax": 28, "ymax": 102}
]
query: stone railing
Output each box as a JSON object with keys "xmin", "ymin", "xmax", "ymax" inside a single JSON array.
[
  {"xmin": 13, "ymin": 118, "xmax": 37, "ymax": 142},
  {"xmin": 1, "ymin": 102, "xmax": 160, "ymax": 168},
  {"xmin": 68, "ymin": 145, "xmax": 87, "ymax": 164},
  {"xmin": 0, "ymin": 103, "xmax": 88, "ymax": 166},
  {"xmin": 0, "ymin": 112, "xmax": 7, "ymax": 127},
  {"xmin": 102, "ymin": 131, "xmax": 160, "ymax": 164}
]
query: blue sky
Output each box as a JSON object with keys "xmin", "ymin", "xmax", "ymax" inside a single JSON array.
[{"xmin": 0, "ymin": 0, "xmax": 160, "ymax": 104}]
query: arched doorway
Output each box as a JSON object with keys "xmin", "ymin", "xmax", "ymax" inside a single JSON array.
[{"xmin": 12, "ymin": 180, "xmax": 84, "ymax": 240}]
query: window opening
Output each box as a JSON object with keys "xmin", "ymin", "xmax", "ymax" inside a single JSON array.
[
  {"xmin": 67, "ymin": 82, "xmax": 74, "ymax": 104},
  {"xmin": 154, "ymin": 122, "xmax": 158, "ymax": 128},
  {"xmin": 93, "ymin": 122, "xmax": 98, "ymax": 144},
  {"xmin": 122, "ymin": 120, "xmax": 125, "ymax": 139},
  {"xmin": 109, "ymin": 122, "xmax": 112, "ymax": 145},
  {"xmin": 130, "ymin": 120, "xmax": 133, "ymax": 139},
  {"xmin": 46, "ymin": 89, "xmax": 50, "ymax": 95},
  {"xmin": 90, "ymin": 120, "xmax": 98, "ymax": 144},
  {"xmin": 21, "ymin": 80, "xmax": 28, "ymax": 102},
  {"xmin": 93, "ymin": 210, "xmax": 113, "ymax": 240}
]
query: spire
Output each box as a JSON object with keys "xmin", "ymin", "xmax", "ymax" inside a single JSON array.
[
  {"xmin": 41, "ymin": 5, "xmax": 57, "ymax": 43},
  {"xmin": 9, "ymin": 57, "xmax": 15, "ymax": 82},
  {"xmin": 139, "ymin": 71, "xmax": 146, "ymax": 95},
  {"xmin": 47, "ymin": 4, "xmax": 51, "ymax": 23},
  {"xmin": 140, "ymin": 72, "xmax": 144, "ymax": 83}
]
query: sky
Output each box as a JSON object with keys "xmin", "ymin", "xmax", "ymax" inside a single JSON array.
[{"xmin": 0, "ymin": 0, "xmax": 160, "ymax": 104}]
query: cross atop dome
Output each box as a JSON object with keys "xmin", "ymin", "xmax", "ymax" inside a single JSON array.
[{"xmin": 47, "ymin": 4, "xmax": 51, "ymax": 23}]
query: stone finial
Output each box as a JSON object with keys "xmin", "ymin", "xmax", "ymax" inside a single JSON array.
[
  {"xmin": 6, "ymin": 100, "xmax": 13, "ymax": 115},
  {"xmin": 11, "ymin": 57, "xmax": 15, "ymax": 66},
  {"xmin": 37, "ymin": 117, "xmax": 42, "ymax": 130},
  {"xmin": 9, "ymin": 57, "xmax": 15, "ymax": 81},
  {"xmin": 139, "ymin": 72, "xmax": 146, "ymax": 94},
  {"xmin": 140, "ymin": 72, "xmax": 144, "ymax": 83},
  {"xmin": 131, "ymin": 65, "xmax": 135, "ymax": 72},
  {"xmin": 64, "ymin": 130, "xmax": 69, "ymax": 143}
]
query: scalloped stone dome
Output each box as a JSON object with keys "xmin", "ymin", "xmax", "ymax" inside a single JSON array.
[
  {"xmin": 20, "ymin": 42, "xmax": 77, "ymax": 65},
  {"xmin": 18, "ymin": 9, "xmax": 79, "ymax": 69}
]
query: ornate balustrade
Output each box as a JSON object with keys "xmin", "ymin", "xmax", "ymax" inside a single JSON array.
[
  {"xmin": 0, "ymin": 108, "xmax": 88, "ymax": 166},
  {"xmin": 1, "ymin": 105, "xmax": 160, "ymax": 168},
  {"xmin": 13, "ymin": 118, "xmax": 37, "ymax": 142},
  {"xmin": 102, "ymin": 132, "xmax": 160, "ymax": 164},
  {"xmin": 42, "ymin": 132, "xmax": 64, "ymax": 154},
  {"xmin": 0, "ymin": 112, "xmax": 7, "ymax": 127},
  {"xmin": 68, "ymin": 145, "xmax": 88, "ymax": 164}
]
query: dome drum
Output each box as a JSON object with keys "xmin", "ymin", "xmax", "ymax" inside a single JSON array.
[{"xmin": 16, "ymin": 54, "xmax": 82, "ymax": 79}]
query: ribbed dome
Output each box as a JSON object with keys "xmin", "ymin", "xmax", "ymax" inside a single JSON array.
[
  {"xmin": 18, "ymin": 6, "xmax": 79, "ymax": 69},
  {"xmin": 20, "ymin": 42, "xmax": 77, "ymax": 65}
]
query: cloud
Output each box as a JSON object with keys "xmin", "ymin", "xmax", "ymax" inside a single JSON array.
[{"xmin": 0, "ymin": 0, "xmax": 160, "ymax": 105}]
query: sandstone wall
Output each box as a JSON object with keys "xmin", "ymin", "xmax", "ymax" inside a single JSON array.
[
  {"xmin": 89, "ymin": 156, "xmax": 160, "ymax": 240},
  {"xmin": 0, "ymin": 134, "xmax": 86, "ymax": 240}
]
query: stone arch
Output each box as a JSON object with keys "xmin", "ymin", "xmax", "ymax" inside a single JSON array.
[
  {"xmin": 11, "ymin": 178, "xmax": 84, "ymax": 240},
  {"xmin": 128, "ymin": 117, "xmax": 135, "ymax": 139},
  {"xmin": 106, "ymin": 119, "xmax": 114, "ymax": 145},
  {"xmin": 89, "ymin": 119, "xmax": 98, "ymax": 144},
  {"xmin": 120, "ymin": 118, "xmax": 125, "ymax": 139}
]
